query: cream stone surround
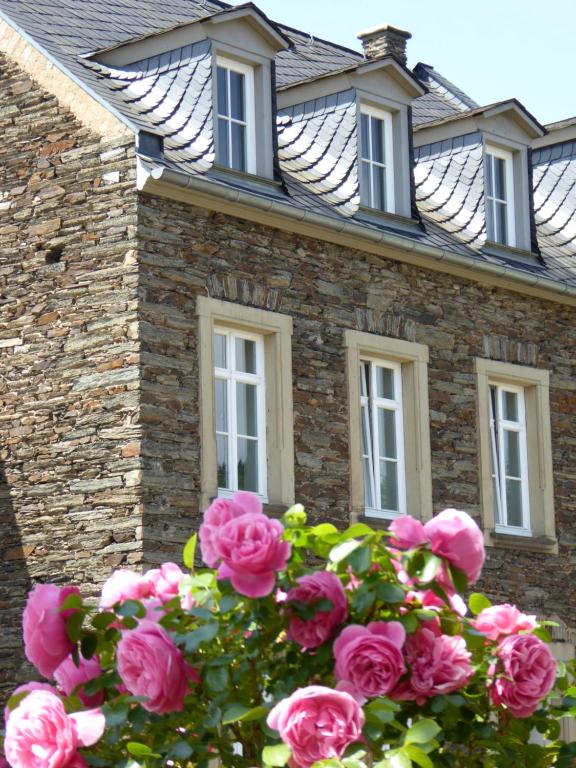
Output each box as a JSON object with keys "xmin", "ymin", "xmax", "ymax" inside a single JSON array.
[
  {"xmin": 475, "ymin": 358, "xmax": 557, "ymax": 552},
  {"xmin": 196, "ymin": 296, "xmax": 294, "ymax": 511},
  {"xmin": 344, "ymin": 330, "xmax": 432, "ymax": 524}
]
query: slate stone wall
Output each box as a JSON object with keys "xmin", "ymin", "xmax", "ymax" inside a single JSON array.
[
  {"xmin": 0, "ymin": 54, "xmax": 142, "ymax": 697},
  {"xmin": 137, "ymin": 193, "xmax": 576, "ymax": 630}
]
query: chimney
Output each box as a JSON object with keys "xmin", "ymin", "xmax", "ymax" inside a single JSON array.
[{"xmin": 357, "ymin": 24, "xmax": 411, "ymax": 66}]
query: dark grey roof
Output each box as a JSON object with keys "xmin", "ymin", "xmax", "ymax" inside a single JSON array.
[
  {"xmin": 533, "ymin": 140, "xmax": 576, "ymax": 263},
  {"xmin": 1, "ymin": 0, "xmax": 575, "ymax": 289}
]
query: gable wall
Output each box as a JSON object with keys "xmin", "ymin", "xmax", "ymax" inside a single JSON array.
[{"xmin": 0, "ymin": 53, "xmax": 141, "ymax": 699}]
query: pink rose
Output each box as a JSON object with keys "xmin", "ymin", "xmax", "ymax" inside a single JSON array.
[
  {"xmin": 145, "ymin": 562, "xmax": 187, "ymax": 603},
  {"xmin": 54, "ymin": 655, "xmax": 104, "ymax": 707},
  {"xmin": 286, "ymin": 572, "xmax": 348, "ymax": 649},
  {"xmin": 4, "ymin": 690, "xmax": 104, "ymax": 768},
  {"xmin": 424, "ymin": 509, "xmax": 485, "ymax": 585},
  {"xmin": 472, "ymin": 604, "xmax": 537, "ymax": 641},
  {"xmin": 491, "ymin": 634, "xmax": 556, "ymax": 717},
  {"xmin": 200, "ymin": 492, "xmax": 263, "ymax": 567},
  {"xmin": 23, "ymin": 584, "xmax": 80, "ymax": 679},
  {"xmin": 99, "ymin": 569, "xmax": 153, "ymax": 609},
  {"xmin": 215, "ymin": 514, "xmax": 291, "ymax": 598},
  {"xmin": 117, "ymin": 620, "xmax": 197, "ymax": 713},
  {"xmin": 394, "ymin": 626, "xmax": 473, "ymax": 703},
  {"xmin": 334, "ymin": 622, "xmax": 405, "ymax": 702},
  {"xmin": 4, "ymin": 682, "xmax": 57, "ymax": 723},
  {"xmin": 406, "ymin": 589, "xmax": 467, "ymax": 617},
  {"xmin": 267, "ymin": 686, "xmax": 364, "ymax": 768},
  {"xmin": 389, "ymin": 516, "xmax": 427, "ymax": 549}
]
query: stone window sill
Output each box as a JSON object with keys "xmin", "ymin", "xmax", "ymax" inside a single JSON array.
[{"xmin": 485, "ymin": 530, "xmax": 558, "ymax": 555}]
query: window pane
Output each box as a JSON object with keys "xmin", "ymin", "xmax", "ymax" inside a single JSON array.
[
  {"xmin": 361, "ymin": 403, "xmax": 370, "ymax": 453},
  {"xmin": 375, "ymin": 366, "xmax": 394, "ymax": 399},
  {"xmin": 361, "ymin": 160, "xmax": 371, "ymax": 205},
  {"xmin": 504, "ymin": 429, "xmax": 521, "ymax": 478},
  {"xmin": 494, "ymin": 157, "xmax": 506, "ymax": 200},
  {"xmin": 217, "ymin": 433, "xmax": 229, "ymax": 489},
  {"xmin": 214, "ymin": 333, "xmax": 227, "ymax": 369},
  {"xmin": 379, "ymin": 459, "xmax": 398, "ymax": 511},
  {"xmin": 486, "ymin": 154, "xmax": 494, "ymax": 197},
  {"xmin": 230, "ymin": 71, "xmax": 245, "ymax": 121},
  {"xmin": 370, "ymin": 116, "xmax": 384, "ymax": 164},
  {"xmin": 217, "ymin": 117, "xmax": 229, "ymax": 168},
  {"xmin": 486, "ymin": 199, "xmax": 495, "ymax": 241},
  {"xmin": 377, "ymin": 408, "xmax": 397, "ymax": 459},
  {"xmin": 360, "ymin": 361, "xmax": 370, "ymax": 397},
  {"xmin": 363, "ymin": 457, "xmax": 374, "ymax": 508},
  {"xmin": 236, "ymin": 382, "xmax": 257, "ymax": 437},
  {"xmin": 235, "ymin": 337, "xmax": 256, "ymax": 374},
  {"xmin": 496, "ymin": 201, "xmax": 507, "ymax": 244},
  {"xmin": 505, "ymin": 478, "xmax": 523, "ymax": 527},
  {"xmin": 371, "ymin": 165, "xmax": 386, "ymax": 211},
  {"xmin": 237, "ymin": 438, "xmax": 258, "ymax": 491},
  {"xmin": 502, "ymin": 391, "xmax": 518, "ymax": 422},
  {"xmin": 215, "ymin": 379, "xmax": 228, "ymax": 432},
  {"xmin": 231, "ymin": 122, "xmax": 246, "ymax": 172},
  {"xmin": 217, "ymin": 67, "xmax": 228, "ymax": 117},
  {"xmin": 492, "ymin": 474, "xmax": 503, "ymax": 525},
  {"xmin": 360, "ymin": 114, "xmax": 369, "ymax": 161}
]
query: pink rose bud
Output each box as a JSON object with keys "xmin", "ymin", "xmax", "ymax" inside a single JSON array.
[
  {"xmin": 424, "ymin": 508, "xmax": 485, "ymax": 585},
  {"xmin": 54, "ymin": 655, "xmax": 104, "ymax": 707},
  {"xmin": 267, "ymin": 685, "xmax": 364, "ymax": 768},
  {"xmin": 490, "ymin": 633, "xmax": 556, "ymax": 717},
  {"xmin": 145, "ymin": 562, "xmax": 187, "ymax": 603},
  {"xmin": 215, "ymin": 514, "xmax": 291, "ymax": 598},
  {"xmin": 389, "ymin": 516, "xmax": 427, "ymax": 549},
  {"xmin": 117, "ymin": 620, "xmax": 197, "ymax": 713},
  {"xmin": 4, "ymin": 690, "xmax": 105, "ymax": 768},
  {"xmin": 286, "ymin": 572, "xmax": 348, "ymax": 649},
  {"xmin": 99, "ymin": 568, "xmax": 153, "ymax": 609},
  {"xmin": 334, "ymin": 622, "xmax": 406, "ymax": 701},
  {"xmin": 199, "ymin": 491, "xmax": 263, "ymax": 567},
  {"xmin": 23, "ymin": 584, "xmax": 81, "ymax": 679},
  {"xmin": 472, "ymin": 603, "xmax": 537, "ymax": 641},
  {"xmin": 393, "ymin": 626, "xmax": 473, "ymax": 704}
]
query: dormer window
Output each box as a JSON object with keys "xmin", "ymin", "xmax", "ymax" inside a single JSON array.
[
  {"xmin": 485, "ymin": 146, "xmax": 515, "ymax": 247},
  {"xmin": 360, "ymin": 106, "xmax": 395, "ymax": 213},
  {"xmin": 216, "ymin": 58, "xmax": 256, "ymax": 174}
]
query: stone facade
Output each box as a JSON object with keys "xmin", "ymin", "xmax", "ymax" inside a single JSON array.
[{"xmin": 1, "ymin": 51, "xmax": 576, "ymax": 701}]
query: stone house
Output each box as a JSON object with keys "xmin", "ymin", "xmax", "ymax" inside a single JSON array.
[{"xmin": 1, "ymin": 0, "xmax": 575, "ymax": 698}]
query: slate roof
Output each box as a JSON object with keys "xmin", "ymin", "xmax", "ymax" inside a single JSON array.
[{"xmin": 1, "ymin": 0, "xmax": 575, "ymax": 288}]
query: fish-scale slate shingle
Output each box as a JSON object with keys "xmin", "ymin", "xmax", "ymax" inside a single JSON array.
[
  {"xmin": 533, "ymin": 140, "xmax": 576, "ymax": 260},
  {"xmin": 412, "ymin": 63, "xmax": 479, "ymax": 126},
  {"xmin": 414, "ymin": 134, "xmax": 486, "ymax": 246},
  {"xmin": 84, "ymin": 40, "xmax": 214, "ymax": 173},
  {"xmin": 278, "ymin": 91, "xmax": 359, "ymax": 216}
]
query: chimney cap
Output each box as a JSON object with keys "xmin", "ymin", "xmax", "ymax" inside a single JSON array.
[{"xmin": 357, "ymin": 24, "xmax": 412, "ymax": 43}]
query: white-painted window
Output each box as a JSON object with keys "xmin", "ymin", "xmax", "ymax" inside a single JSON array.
[
  {"xmin": 216, "ymin": 57, "xmax": 256, "ymax": 174},
  {"xmin": 489, "ymin": 383, "xmax": 530, "ymax": 535},
  {"xmin": 360, "ymin": 105, "xmax": 395, "ymax": 213},
  {"xmin": 360, "ymin": 359, "xmax": 406, "ymax": 518},
  {"xmin": 485, "ymin": 146, "xmax": 515, "ymax": 247},
  {"xmin": 214, "ymin": 328, "xmax": 267, "ymax": 498}
]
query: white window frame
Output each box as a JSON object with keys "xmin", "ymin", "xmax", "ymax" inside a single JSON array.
[
  {"xmin": 489, "ymin": 382, "xmax": 531, "ymax": 536},
  {"xmin": 214, "ymin": 327, "xmax": 267, "ymax": 500},
  {"xmin": 360, "ymin": 357, "xmax": 406, "ymax": 519},
  {"xmin": 359, "ymin": 104, "xmax": 395, "ymax": 214},
  {"xmin": 215, "ymin": 56, "xmax": 256, "ymax": 175},
  {"xmin": 485, "ymin": 145, "xmax": 516, "ymax": 247}
]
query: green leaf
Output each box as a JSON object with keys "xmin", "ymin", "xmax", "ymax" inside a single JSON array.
[
  {"xmin": 404, "ymin": 745, "xmax": 434, "ymax": 768},
  {"xmin": 116, "ymin": 600, "xmax": 146, "ymax": 619},
  {"xmin": 80, "ymin": 633, "xmax": 98, "ymax": 659},
  {"xmin": 262, "ymin": 744, "xmax": 292, "ymax": 767},
  {"xmin": 183, "ymin": 532, "xmax": 197, "ymax": 569},
  {"xmin": 349, "ymin": 545, "xmax": 372, "ymax": 574},
  {"xmin": 420, "ymin": 553, "xmax": 442, "ymax": 583},
  {"xmin": 533, "ymin": 626, "xmax": 553, "ymax": 643},
  {"xmin": 103, "ymin": 703, "xmax": 130, "ymax": 728},
  {"xmin": 381, "ymin": 751, "xmax": 412, "ymax": 768},
  {"xmin": 448, "ymin": 564, "xmax": 467, "ymax": 592},
  {"xmin": 376, "ymin": 583, "xmax": 406, "ymax": 603},
  {"xmin": 126, "ymin": 742, "xmax": 161, "ymax": 759},
  {"xmin": 168, "ymin": 742, "xmax": 194, "ymax": 761},
  {"xmin": 400, "ymin": 613, "xmax": 419, "ymax": 634},
  {"xmin": 329, "ymin": 539, "xmax": 362, "ymax": 564},
  {"xmin": 66, "ymin": 611, "xmax": 84, "ymax": 642},
  {"xmin": 310, "ymin": 523, "xmax": 339, "ymax": 538},
  {"xmin": 468, "ymin": 592, "xmax": 492, "ymax": 615},
  {"xmin": 60, "ymin": 593, "xmax": 83, "ymax": 612},
  {"xmin": 205, "ymin": 665, "xmax": 228, "ymax": 692},
  {"xmin": 91, "ymin": 612, "xmax": 117, "ymax": 630},
  {"xmin": 185, "ymin": 621, "xmax": 218, "ymax": 652},
  {"xmin": 219, "ymin": 594, "xmax": 240, "ymax": 613},
  {"xmin": 343, "ymin": 523, "xmax": 375, "ymax": 539},
  {"xmin": 222, "ymin": 703, "xmax": 267, "ymax": 724},
  {"xmin": 405, "ymin": 719, "xmax": 441, "ymax": 745}
]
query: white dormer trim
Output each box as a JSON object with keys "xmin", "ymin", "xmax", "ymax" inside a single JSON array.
[
  {"xmin": 359, "ymin": 104, "xmax": 396, "ymax": 214},
  {"xmin": 215, "ymin": 55, "xmax": 257, "ymax": 175},
  {"xmin": 485, "ymin": 144, "xmax": 516, "ymax": 248}
]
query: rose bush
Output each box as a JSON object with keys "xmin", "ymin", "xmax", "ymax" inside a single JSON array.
[{"xmin": 2, "ymin": 494, "xmax": 576, "ymax": 768}]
